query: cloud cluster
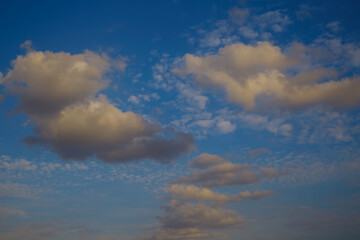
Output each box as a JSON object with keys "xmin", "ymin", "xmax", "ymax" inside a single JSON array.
[
  {"xmin": 175, "ymin": 42, "xmax": 360, "ymax": 111},
  {"xmin": 165, "ymin": 184, "xmax": 272, "ymax": 205},
  {"xmin": 1, "ymin": 48, "xmax": 194, "ymax": 163},
  {"xmin": 171, "ymin": 153, "xmax": 284, "ymax": 187},
  {"xmin": 142, "ymin": 153, "xmax": 276, "ymax": 239}
]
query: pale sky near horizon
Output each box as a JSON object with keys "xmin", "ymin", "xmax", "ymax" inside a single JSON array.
[{"xmin": 0, "ymin": 1, "xmax": 360, "ymax": 239}]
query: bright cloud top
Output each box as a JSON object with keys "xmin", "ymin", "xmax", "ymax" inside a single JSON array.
[
  {"xmin": 175, "ymin": 42, "xmax": 360, "ymax": 111},
  {"xmin": 1, "ymin": 48, "xmax": 194, "ymax": 163},
  {"xmin": 143, "ymin": 153, "xmax": 276, "ymax": 239}
]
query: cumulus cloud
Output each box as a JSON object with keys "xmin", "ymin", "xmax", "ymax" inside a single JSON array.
[
  {"xmin": 143, "ymin": 153, "xmax": 276, "ymax": 240},
  {"xmin": 3, "ymin": 50, "xmax": 109, "ymax": 116},
  {"xmin": 172, "ymin": 153, "xmax": 284, "ymax": 187},
  {"xmin": 174, "ymin": 42, "xmax": 360, "ymax": 111},
  {"xmin": 2, "ymin": 48, "xmax": 194, "ymax": 163}
]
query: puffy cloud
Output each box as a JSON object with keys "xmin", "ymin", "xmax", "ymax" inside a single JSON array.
[
  {"xmin": 128, "ymin": 95, "xmax": 140, "ymax": 104},
  {"xmin": 172, "ymin": 153, "xmax": 284, "ymax": 187},
  {"xmin": 216, "ymin": 119, "xmax": 236, "ymax": 133},
  {"xmin": 3, "ymin": 50, "xmax": 109, "ymax": 116},
  {"xmin": 23, "ymin": 95, "xmax": 194, "ymax": 163},
  {"xmin": 3, "ymin": 48, "xmax": 194, "ymax": 163},
  {"xmin": 143, "ymin": 153, "xmax": 276, "ymax": 240},
  {"xmin": 175, "ymin": 42, "xmax": 360, "ymax": 111},
  {"xmin": 158, "ymin": 200, "xmax": 243, "ymax": 229}
]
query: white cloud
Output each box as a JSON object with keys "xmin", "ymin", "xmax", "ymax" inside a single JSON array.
[
  {"xmin": 216, "ymin": 119, "xmax": 236, "ymax": 133},
  {"xmin": 3, "ymin": 50, "xmax": 109, "ymax": 116},
  {"xmin": 175, "ymin": 42, "xmax": 360, "ymax": 111},
  {"xmin": 128, "ymin": 95, "xmax": 140, "ymax": 104},
  {"xmin": 165, "ymin": 184, "xmax": 272, "ymax": 204},
  {"xmin": 0, "ymin": 158, "xmax": 37, "ymax": 171},
  {"xmin": 3, "ymin": 48, "xmax": 194, "ymax": 163}
]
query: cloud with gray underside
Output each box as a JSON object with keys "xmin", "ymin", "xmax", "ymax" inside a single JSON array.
[
  {"xmin": 1, "ymin": 46, "xmax": 194, "ymax": 163},
  {"xmin": 171, "ymin": 153, "xmax": 285, "ymax": 187},
  {"xmin": 140, "ymin": 153, "xmax": 278, "ymax": 240},
  {"xmin": 174, "ymin": 42, "xmax": 360, "ymax": 111}
]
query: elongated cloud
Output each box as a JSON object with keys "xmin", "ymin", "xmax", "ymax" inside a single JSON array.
[
  {"xmin": 175, "ymin": 42, "xmax": 360, "ymax": 110},
  {"xmin": 165, "ymin": 184, "xmax": 272, "ymax": 204},
  {"xmin": 140, "ymin": 228, "xmax": 215, "ymax": 240},
  {"xmin": 159, "ymin": 200, "xmax": 243, "ymax": 229},
  {"xmin": 1, "ymin": 48, "xmax": 194, "ymax": 163},
  {"xmin": 172, "ymin": 153, "xmax": 284, "ymax": 187}
]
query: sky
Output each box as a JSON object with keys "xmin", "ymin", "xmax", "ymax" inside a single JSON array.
[{"xmin": 0, "ymin": 0, "xmax": 360, "ymax": 239}]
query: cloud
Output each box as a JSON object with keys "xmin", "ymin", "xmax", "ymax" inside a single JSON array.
[
  {"xmin": 0, "ymin": 207, "xmax": 27, "ymax": 218},
  {"xmin": 296, "ymin": 4, "xmax": 314, "ymax": 20},
  {"xmin": 141, "ymin": 228, "xmax": 215, "ymax": 240},
  {"xmin": 3, "ymin": 50, "xmax": 109, "ymax": 117},
  {"xmin": 0, "ymin": 158, "xmax": 37, "ymax": 171},
  {"xmin": 128, "ymin": 95, "xmax": 140, "ymax": 104},
  {"xmin": 0, "ymin": 222, "xmax": 85, "ymax": 240},
  {"xmin": 189, "ymin": 153, "xmax": 226, "ymax": 169},
  {"xmin": 2, "ymin": 48, "xmax": 194, "ymax": 163},
  {"xmin": 0, "ymin": 182, "xmax": 40, "ymax": 199},
  {"xmin": 164, "ymin": 184, "xmax": 229, "ymax": 203},
  {"xmin": 175, "ymin": 42, "xmax": 360, "ymax": 111},
  {"xmin": 228, "ymin": 7, "xmax": 249, "ymax": 25},
  {"xmin": 164, "ymin": 184, "xmax": 272, "ymax": 204},
  {"xmin": 216, "ymin": 119, "xmax": 236, "ymax": 133},
  {"xmin": 172, "ymin": 153, "xmax": 284, "ymax": 187},
  {"xmin": 254, "ymin": 10, "xmax": 291, "ymax": 32},
  {"xmin": 260, "ymin": 167, "xmax": 287, "ymax": 178},
  {"xmin": 143, "ymin": 153, "xmax": 276, "ymax": 239},
  {"xmin": 158, "ymin": 200, "xmax": 243, "ymax": 229},
  {"xmin": 248, "ymin": 148, "xmax": 272, "ymax": 157}
]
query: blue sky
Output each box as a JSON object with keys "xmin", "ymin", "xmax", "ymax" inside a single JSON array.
[{"xmin": 1, "ymin": 1, "xmax": 360, "ymax": 239}]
